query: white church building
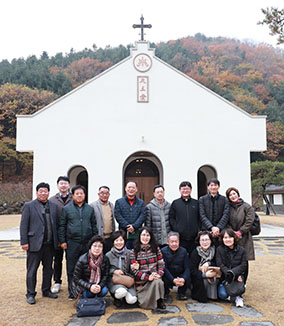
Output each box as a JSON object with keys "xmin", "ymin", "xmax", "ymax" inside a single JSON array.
[{"xmin": 16, "ymin": 40, "xmax": 266, "ymax": 204}]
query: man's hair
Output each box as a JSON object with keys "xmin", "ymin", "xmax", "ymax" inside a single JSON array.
[
  {"xmin": 153, "ymin": 184, "xmax": 164, "ymax": 192},
  {"xmin": 36, "ymin": 182, "xmax": 50, "ymax": 192},
  {"xmin": 99, "ymin": 186, "xmax": 110, "ymax": 191},
  {"xmin": 207, "ymin": 178, "xmax": 220, "ymax": 186},
  {"xmin": 179, "ymin": 181, "xmax": 192, "ymax": 189},
  {"xmin": 57, "ymin": 176, "xmax": 70, "ymax": 184},
  {"xmin": 71, "ymin": 185, "xmax": 86, "ymax": 195},
  {"xmin": 167, "ymin": 231, "xmax": 180, "ymax": 240},
  {"xmin": 125, "ymin": 180, "xmax": 138, "ymax": 187}
]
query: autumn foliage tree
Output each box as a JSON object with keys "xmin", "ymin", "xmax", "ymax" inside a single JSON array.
[
  {"xmin": 0, "ymin": 83, "xmax": 57, "ymax": 178},
  {"xmin": 259, "ymin": 7, "xmax": 284, "ymax": 44}
]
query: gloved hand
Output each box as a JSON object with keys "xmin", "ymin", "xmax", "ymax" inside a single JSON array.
[{"xmin": 225, "ymin": 270, "xmax": 235, "ymax": 283}]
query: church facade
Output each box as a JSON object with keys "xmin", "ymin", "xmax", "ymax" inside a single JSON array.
[{"xmin": 16, "ymin": 41, "xmax": 266, "ymax": 204}]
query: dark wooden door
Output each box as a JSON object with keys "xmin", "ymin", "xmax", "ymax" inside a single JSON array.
[
  {"xmin": 125, "ymin": 176, "xmax": 159, "ymax": 204},
  {"xmin": 124, "ymin": 158, "xmax": 159, "ymax": 205}
]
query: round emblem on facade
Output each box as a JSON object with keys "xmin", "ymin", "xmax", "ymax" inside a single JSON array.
[{"xmin": 133, "ymin": 53, "xmax": 152, "ymax": 72}]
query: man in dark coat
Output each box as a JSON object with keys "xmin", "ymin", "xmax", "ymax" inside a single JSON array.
[
  {"xmin": 114, "ymin": 181, "xmax": 146, "ymax": 249},
  {"xmin": 199, "ymin": 178, "xmax": 229, "ymax": 244},
  {"xmin": 20, "ymin": 182, "xmax": 59, "ymax": 304},
  {"xmin": 49, "ymin": 176, "xmax": 73, "ymax": 294},
  {"xmin": 169, "ymin": 181, "xmax": 200, "ymax": 255},
  {"xmin": 58, "ymin": 185, "xmax": 97, "ymax": 300},
  {"xmin": 161, "ymin": 232, "xmax": 190, "ymax": 300}
]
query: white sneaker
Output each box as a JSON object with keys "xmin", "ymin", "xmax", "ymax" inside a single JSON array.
[
  {"xmin": 51, "ymin": 283, "xmax": 61, "ymax": 294},
  {"xmin": 235, "ymin": 296, "xmax": 244, "ymax": 307}
]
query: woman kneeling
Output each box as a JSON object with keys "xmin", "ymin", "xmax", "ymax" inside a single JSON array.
[
  {"xmin": 72, "ymin": 235, "xmax": 109, "ymax": 298},
  {"xmin": 130, "ymin": 226, "xmax": 166, "ymax": 310},
  {"xmin": 216, "ymin": 228, "xmax": 247, "ymax": 307},
  {"xmin": 106, "ymin": 230, "xmax": 137, "ymax": 307}
]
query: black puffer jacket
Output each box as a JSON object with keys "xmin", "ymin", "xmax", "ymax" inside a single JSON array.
[
  {"xmin": 216, "ymin": 244, "xmax": 247, "ymax": 281},
  {"xmin": 72, "ymin": 252, "xmax": 110, "ymax": 292},
  {"xmin": 199, "ymin": 194, "xmax": 229, "ymax": 231}
]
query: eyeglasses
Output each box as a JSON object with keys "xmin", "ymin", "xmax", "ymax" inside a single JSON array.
[
  {"xmin": 92, "ymin": 244, "xmax": 103, "ymax": 249},
  {"xmin": 200, "ymin": 239, "xmax": 210, "ymax": 243}
]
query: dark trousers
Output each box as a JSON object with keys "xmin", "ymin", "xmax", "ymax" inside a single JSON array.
[
  {"xmin": 53, "ymin": 248, "xmax": 64, "ymax": 284},
  {"xmin": 66, "ymin": 240, "xmax": 89, "ymax": 295},
  {"xmin": 180, "ymin": 238, "xmax": 196, "ymax": 257},
  {"xmin": 26, "ymin": 244, "xmax": 54, "ymax": 297},
  {"xmin": 163, "ymin": 275, "xmax": 190, "ymax": 296},
  {"xmin": 126, "ymin": 239, "xmax": 134, "ymax": 250},
  {"xmin": 103, "ymin": 237, "xmax": 112, "ymax": 254}
]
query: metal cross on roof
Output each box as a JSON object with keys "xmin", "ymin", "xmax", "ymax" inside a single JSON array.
[{"xmin": 133, "ymin": 15, "xmax": 152, "ymax": 41}]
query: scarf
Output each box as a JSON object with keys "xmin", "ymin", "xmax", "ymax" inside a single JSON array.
[
  {"xmin": 88, "ymin": 250, "xmax": 103, "ymax": 285},
  {"xmin": 111, "ymin": 246, "xmax": 128, "ymax": 269},
  {"xmin": 196, "ymin": 245, "xmax": 215, "ymax": 266}
]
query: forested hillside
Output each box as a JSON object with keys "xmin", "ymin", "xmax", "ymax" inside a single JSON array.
[{"xmin": 1, "ymin": 34, "xmax": 284, "ymax": 196}]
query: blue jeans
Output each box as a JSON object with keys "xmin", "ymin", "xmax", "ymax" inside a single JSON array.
[
  {"xmin": 218, "ymin": 283, "xmax": 228, "ymax": 300},
  {"xmin": 82, "ymin": 286, "xmax": 108, "ymax": 298}
]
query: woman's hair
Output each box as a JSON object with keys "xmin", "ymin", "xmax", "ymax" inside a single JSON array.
[
  {"xmin": 111, "ymin": 229, "xmax": 127, "ymax": 245},
  {"xmin": 133, "ymin": 226, "xmax": 158, "ymax": 257},
  {"xmin": 195, "ymin": 230, "xmax": 213, "ymax": 244},
  {"xmin": 220, "ymin": 228, "xmax": 239, "ymax": 244},
  {"xmin": 88, "ymin": 234, "xmax": 105, "ymax": 249},
  {"xmin": 225, "ymin": 187, "xmax": 240, "ymax": 200}
]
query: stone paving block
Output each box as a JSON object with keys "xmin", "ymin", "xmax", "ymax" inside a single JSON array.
[
  {"xmin": 158, "ymin": 316, "xmax": 188, "ymax": 325},
  {"xmin": 240, "ymin": 322, "xmax": 275, "ymax": 326},
  {"xmin": 192, "ymin": 314, "xmax": 234, "ymax": 325},
  {"xmin": 232, "ymin": 305, "xmax": 263, "ymax": 318},
  {"xmin": 255, "ymin": 253, "xmax": 266, "ymax": 256},
  {"xmin": 186, "ymin": 302, "xmax": 224, "ymax": 313},
  {"xmin": 268, "ymin": 252, "xmax": 284, "ymax": 255},
  {"xmin": 9, "ymin": 256, "xmax": 25, "ymax": 259},
  {"xmin": 152, "ymin": 305, "xmax": 181, "ymax": 314},
  {"xmin": 107, "ymin": 311, "xmax": 149, "ymax": 324},
  {"xmin": 67, "ymin": 315, "xmax": 100, "ymax": 326}
]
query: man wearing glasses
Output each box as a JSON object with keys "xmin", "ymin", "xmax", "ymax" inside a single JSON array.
[{"xmin": 90, "ymin": 186, "xmax": 115, "ymax": 253}]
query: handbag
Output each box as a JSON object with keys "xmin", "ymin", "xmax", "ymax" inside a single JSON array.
[
  {"xmin": 224, "ymin": 280, "xmax": 245, "ymax": 297},
  {"xmin": 76, "ymin": 297, "xmax": 106, "ymax": 317},
  {"xmin": 112, "ymin": 273, "xmax": 134, "ymax": 288},
  {"xmin": 250, "ymin": 213, "xmax": 261, "ymax": 236}
]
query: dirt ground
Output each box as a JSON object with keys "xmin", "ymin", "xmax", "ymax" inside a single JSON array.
[{"xmin": 0, "ymin": 214, "xmax": 284, "ymax": 326}]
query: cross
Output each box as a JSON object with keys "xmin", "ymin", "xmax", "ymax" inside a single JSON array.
[{"xmin": 133, "ymin": 15, "xmax": 152, "ymax": 41}]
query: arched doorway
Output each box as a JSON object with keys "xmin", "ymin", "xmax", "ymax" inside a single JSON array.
[
  {"xmin": 197, "ymin": 165, "xmax": 217, "ymax": 198},
  {"xmin": 124, "ymin": 152, "xmax": 162, "ymax": 204},
  {"xmin": 68, "ymin": 165, "xmax": 89, "ymax": 202}
]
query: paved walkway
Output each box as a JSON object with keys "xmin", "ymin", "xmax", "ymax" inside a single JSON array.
[{"xmin": 1, "ymin": 237, "xmax": 283, "ymax": 326}]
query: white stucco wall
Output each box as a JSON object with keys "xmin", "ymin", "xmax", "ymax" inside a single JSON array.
[{"xmin": 16, "ymin": 42, "xmax": 266, "ymax": 204}]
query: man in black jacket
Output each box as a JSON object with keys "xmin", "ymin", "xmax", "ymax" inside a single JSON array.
[
  {"xmin": 58, "ymin": 185, "xmax": 97, "ymax": 300},
  {"xmin": 169, "ymin": 181, "xmax": 200, "ymax": 255},
  {"xmin": 49, "ymin": 176, "xmax": 73, "ymax": 294},
  {"xmin": 161, "ymin": 232, "xmax": 190, "ymax": 300},
  {"xmin": 199, "ymin": 178, "xmax": 229, "ymax": 244}
]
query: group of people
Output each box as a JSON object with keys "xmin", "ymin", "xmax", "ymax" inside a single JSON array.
[{"xmin": 20, "ymin": 176, "xmax": 255, "ymax": 310}]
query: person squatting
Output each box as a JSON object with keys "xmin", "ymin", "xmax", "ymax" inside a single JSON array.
[{"xmin": 20, "ymin": 177, "xmax": 255, "ymax": 310}]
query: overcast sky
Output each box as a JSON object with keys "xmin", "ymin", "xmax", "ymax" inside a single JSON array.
[{"xmin": 1, "ymin": 0, "xmax": 284, "ymax": 61}]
